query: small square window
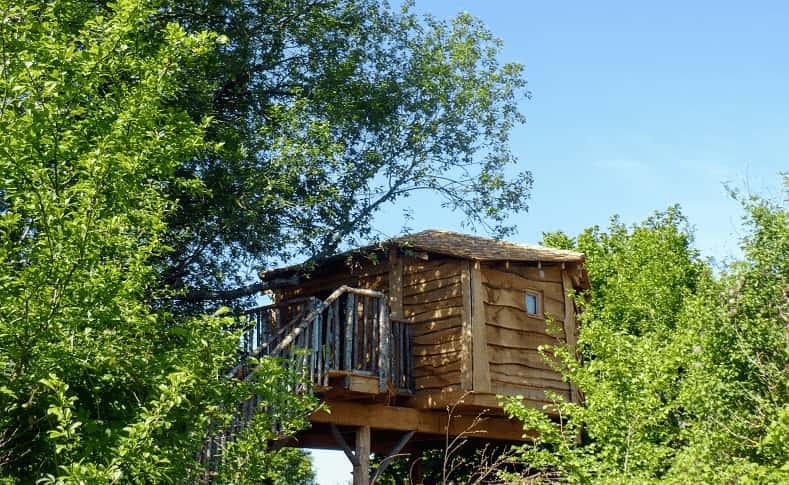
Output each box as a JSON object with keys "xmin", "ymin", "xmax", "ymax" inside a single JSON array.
[{"xmin": 525, "ymin": 292, "xmax": 539, "ymax": 315}]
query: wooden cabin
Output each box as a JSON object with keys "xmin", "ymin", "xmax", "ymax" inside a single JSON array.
[{"xmin": 205, "ymin": 230, "xmax": 588, "ymax": 484}]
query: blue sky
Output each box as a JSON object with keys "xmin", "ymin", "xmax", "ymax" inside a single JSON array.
[{"xmin": 313, "ymin": 1, "xmax": 786, "ymax": 482}]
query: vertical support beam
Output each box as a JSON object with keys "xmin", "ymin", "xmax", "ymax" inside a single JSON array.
[
  {"xmin": 325, "ymin": 304, "xmax": 334, "ymax": 373},
  {"xmin": 406, "ymin": 323, "xmax": 414, "ymax": 391},
  {"xmin": 388, "ymin": 249, "xmax": 404, "ymax": 319},
  {"xmin": 459, "ymin": 261, "xmax": 473, "ymax": 390},
  {"xmin": 371, "ymin": 298, "xmax": 379, "ymax": 372},
  {"xmin": 353, "ymin": 426, "xmax": 371, "ymax": 485},
  {"xmin": 333, "ymin": 299, "xmax": 341, "ymax": 369},
  {"xmin": 370, "ymin": 430, "xmax": 415, "ymax": 484},
  {"xmin": 361, "ymin": 297, "xmax": 369, "ymax": 369},
  {"xmin": 561, "ymin": 267, "xmax": 581, "ymax": 404},
  {"xmin": 312, "ymin": 314, "xmax": 321, "ymax": 385},
  {"xmin": 470, "ymin": 261, "xmax": 491, "ymax": 392},
  {"xmin": 378, "ymin": 300, "xmax": 391, "ymax": 393},
  {"xmin": 303, "ymin": 315, "xmax": 312, "ymax": 383},
  {"xmin": 345, "ymin": 294, "xmax": 355, "ymax": 371},
  {"xmin": 388, "ymin": 249, "xmax": 407, "ymax": 391}
]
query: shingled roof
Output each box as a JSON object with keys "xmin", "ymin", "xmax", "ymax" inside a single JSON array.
[
  {"xmin": 391, "ymin": 229, "xmax": 584, "ymax": 263},
  {"xmin": 260, "ymin": 229, "xmax": 584, "ymax": 280}
]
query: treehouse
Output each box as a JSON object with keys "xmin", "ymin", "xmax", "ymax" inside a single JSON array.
[{"xmin": 202, "ymin": 230, "xmax": 588, "ymax": 484}]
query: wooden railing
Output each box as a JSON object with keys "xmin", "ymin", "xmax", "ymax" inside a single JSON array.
[
  {"xmin": 227, "ymin": 296, "xmax": 319, "ymax": 382},
  {"xmin": 230, "ymin": 286, "xmax": 412, "ymax": 392},
  {"xmin": 200, "ymin": 287, "xmax": 413, "ymax": 475},
  {"xmin": 390, "ymin": 319, "xmax": 415, "ymax": 392}
]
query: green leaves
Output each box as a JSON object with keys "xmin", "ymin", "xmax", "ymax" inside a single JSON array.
[
  {"xmin": 1, "ymin": 0, "xmax": 533, "ymax": 481},
  {"xmin": 40, "ymin": 374, "xmax": 82, "ymax": 458},
  {"xmin": 502, "ymin": 188, "xmax": 788, "ymax": 483},
  {"xmin": 0, "ymin": 1, "xmax": 309, "ymax": 482},
  {"xmin": 151, "ymin": 0, "xmax": 532, "ymax": 307}
]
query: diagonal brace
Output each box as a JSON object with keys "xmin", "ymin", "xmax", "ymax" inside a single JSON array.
[
  {"xmin": 370, "ymin": 430, "xmax": 416, "ymax": 484},
  {"xmin": 330, "ymin": 423, "xmax": 360, "ymax": 467}
]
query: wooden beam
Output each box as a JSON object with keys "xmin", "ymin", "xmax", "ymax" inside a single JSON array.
[
  {"xmin": 353, "ymin": 426, "xmax": 371, "ymax": 485},
  {"xmin": 405, "ymin": 391, "xmax": 502, "ymax": 411},
  {"xmin": 311, "ymin": 401, "xmax": 531, "ymax": 442},
  {"xmin": 404, "ymin": 391, "xmax": 557, "ymax": 421},
  {"xmin": 285, "ymin": 426, "xmax": 416, "ymax": 454},
  {"xmin": 330, "ymin": 423, "xmax": 359, "ymax": 467},
  {"xmin": 345, "ymin": 293, "xmax": 355, "ymax": 371},
  {"xmin": 470, "ymin": 261, "xmax": 491, "ymax": 392},
  {"xmin": 459, "ymin": 261, "xmax": 473, "ymax": 390},
  {"xmin": 337, "ymin": 373, "xmax": 383, "ymax": 395},
  {"xmin": 561, "ymin": 269, "xmax": 581, "ymax": 404},
  {"xmin": 388, "ymin": 249, "xmax": 404, "ymax": 319},
  {"xmin": 378, "ymin": 301, "xmax": 391, "ymax": 393},
  {"xmin": 371, "ymin": 431, "xmax": 415, "ymax": 484}
]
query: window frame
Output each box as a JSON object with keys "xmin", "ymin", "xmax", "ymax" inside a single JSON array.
[{"xmin": 524, "ymin": 289, "xmax": 544, "ymax": 318}]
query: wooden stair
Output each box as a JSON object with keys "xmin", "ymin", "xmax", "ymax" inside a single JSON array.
[{"xmin": 199, "ymin": 286, "xmax": 414, "ymax": 475}]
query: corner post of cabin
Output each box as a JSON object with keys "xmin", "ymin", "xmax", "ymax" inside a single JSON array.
[
  {"xmin": 561, "ymin": 263, "xmax": 581, "ymax": 404},
  {"xmin": 353, "ymin": 425, "xmax": 371, "ymax": 485},
  {"xmin": 470, "ymin": 260, "xmax": 491, "ymax": 392},
  {"xmin": 388, "ymin": 248, "xmax": 404, "ymax": 319},
  {"xmin": 387, "ymin": 248, "xmax": 404, "ymax": 391}
]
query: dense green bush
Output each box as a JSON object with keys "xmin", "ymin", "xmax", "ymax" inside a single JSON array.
[{"xmin": 503, "ymin": 181, "xmax": 787, "ymax": 483}]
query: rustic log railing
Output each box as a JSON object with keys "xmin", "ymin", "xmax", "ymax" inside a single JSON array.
[
  {"xmin": 232, "ymin": 286, "xmax": 413, "ymax": 392},
  {"xmin": 200, "ymin": 286, "xmax": 413, "ymax": 475}
]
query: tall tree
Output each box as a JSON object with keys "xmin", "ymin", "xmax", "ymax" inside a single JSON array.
[
  {"xmin": 668, "ymin": 181, "xmax": 788, "ymax": 482},
  {"xmin": 0, "ymin": 1, "xmax": 314, "ymax": 482},
  {"xmin": 1, "ymin": 0, "xmax": 533, "ymax": 480},
  {"xmin": 155, "ymin": 0, "xmax": 532, "ymax": 307},
  {"xmin": 502, "ymin": 184, "xmax": 788, "ymax": 483}
]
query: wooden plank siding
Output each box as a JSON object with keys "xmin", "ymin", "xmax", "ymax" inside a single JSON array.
[
  {"xmin": 480, "ymin": 262, "xmax": 570, "ymax": 403},
  {"xmin": 402, "ymin": 256, "xmax": 464, "ymax": 393},
  {"xmin": 275, "ymin": 260, "xmax": 390, "ymax": 302},
  {"xmin": 470, "ymin": 261, "xmax": 491, "ymax": 392},
  {"xmin": 460, "ymin": 262, "xmax": 473, "ymax": 389},
  {"xmin": 268, "ymin": 251, "xmax": 581, "ymax": 410},
  {"xmin": 250, "ymin": 229, "xmax": 592, "ymax": 459}
]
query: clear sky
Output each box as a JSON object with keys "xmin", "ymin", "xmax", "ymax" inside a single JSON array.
[{"xmin": 313, "ymin": 1, "xmax": 787, "ymax": 482}]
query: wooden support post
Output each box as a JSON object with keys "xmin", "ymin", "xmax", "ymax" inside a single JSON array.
[
  {"xmin": 470, "ymin": 261, "xmax": 491, "ymax": 392},
  {"xmin": 362, "ymin": 297, "xmax": 369, "ymax": 369},
  {"xmin": 372, "ymin": 298, "xmax": 379, "ymax": 372},
  {"xmin": 345, "ymin": 294, "xmax": 355, "ymax": 371},
  {"xmin": 561, "ymin": 268, "xmax": 581, "ymax": 404},
  {"xmin": 388, "ymin": 249, "xmax": 404, "ymax": 319},
  {"xmin": 312, "ymin": 314, "xmax": 321, "ymax": 384},
  {"xmin": 325, "ymin": 305, "xmax": 335, "ymax": 384},
  {"xmin": 353, "ymin": 426, "xmax": 371, "ymax": 485},
  {"xmin": 333, "ymin": 299, "xmax": 341, "ymax": 369},
  {"xmin": 353, "ymin": 296, "xmax": 360, "ymax": 369},
  {"xmin": 330, "ymin": 423, "xmax": 358, "ymax": 467},
  {"xmin": 378, "ymin": 300, "xmax": 390, "ymax": 393},
  {"xmin": 371, "ymin": 430, "xmax": 415, "ymax": 484}
]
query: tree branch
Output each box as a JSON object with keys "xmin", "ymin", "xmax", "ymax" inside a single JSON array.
[{"xmin": 177, "ymin": 275, "xmax": 300, "ymax": 302}]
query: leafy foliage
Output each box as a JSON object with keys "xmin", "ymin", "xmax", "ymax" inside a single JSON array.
[
  {"xmin": 0, "ymin": 1, "xmax": 315, "ymax": 482},
  {"xmin": 154, "ymin": 0, "xmax": 532, "ymax": 306},
  {"xmin": 1, "ymin": 0, "xmax": 529, "ymax": 481},
  {"xmin": 503, "ymin": 184, "xmax": 788, "ymax": 483},
  {"xmin": 667, "ymin": 182, "xmax": 789, "ymax": 482}
]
